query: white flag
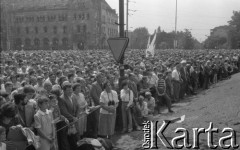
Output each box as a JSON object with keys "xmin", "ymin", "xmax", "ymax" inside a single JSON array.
[{"xmin": 146, "ymin": 32, "xmax": 156, "ymax": 57}]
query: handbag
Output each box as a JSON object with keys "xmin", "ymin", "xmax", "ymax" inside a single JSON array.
[{"xmin": 67, "ymin": 124, "xmax": 77, "ymax": 135}]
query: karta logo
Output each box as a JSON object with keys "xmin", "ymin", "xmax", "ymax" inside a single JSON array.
[{"xmin": 142, "ymin": 120, "xmax": 239, "ymax": 149}]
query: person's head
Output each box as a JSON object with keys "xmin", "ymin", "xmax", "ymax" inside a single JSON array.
[
  {"xmin": 23, "ymin": 85, "xmax": 35, "ymax": 101},
  {"xmin": 37, "ymin": 76, "xmax": 44, "ymax": 85},
  {"xmin": 37, "ymin": 96, "xmax": 49, "ymax": 112},
  {"xmin": 0, "ymin": 102, "xmax": 16, "ymax": 120},
  {"xmin": 158, "ymin": 73, "xmax": 163, "ymax": 79},
  {"xmin": 14, "ymin": 93, "xmax": 26, "ymax": 106},
  {"xmin": 62, "ymin": 82, "xmax": 72, "ymax": 96},
  {"xmin": 96, "ymin": 73, "xmax": 103, "ymax": 84},
  {"xmin": 49, "ymin": 72, "xmax": 56, "ymax": 84},
  {"xmin": 10, "ymin": 75, "xmax": 17, "ymax": 83},
  {"xmin": 68, "ymin": 73, "xmax": 74, "ymax": 81},
  {"xmin": 138, "ymin": 95, "xmax": 144, "ymax": 104},
  {"xmin": 56, "ymin": 70, "xmax": 63, "ymax": 78},
  {"xmin": 122, "ymin": 80, "xmax": 129, "ymax": 90},
  {"xmin": 58, "ymin": 76, "xmax": 67, "ymax": 88},
  {"xmin": 50, "ymin": 88, "xmax": 61, "ymax": 98},
  {"xmin": 102, "ymin": 81, "xmax": 111, "ymax": 92},
  {"xmin": 4, "ymin": 82, "xmax": 13, "ymax": 94},
  {"xmin": 43, "ymin": 81, "xmax": 52, "ymax": 92},
  {"xmin": 142, "ymin": 76, "xmax": 148, "ymax": 83},
  {"xmin": 0, "ymin": 126, "xmax": 6, "ymax": 142},
  {"xmin": 145, "ymin": 92, "xmax": 152, "ymax": 99},
  {"xmin": 72, "ymin": 83, "xmax": 81, "ymax": 94},
  {"xmin": 29, "ymin": 77, "xmax": 37, "ymax": 86}
]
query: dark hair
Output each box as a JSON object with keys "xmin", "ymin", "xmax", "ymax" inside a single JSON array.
[
  {"xmin": 23, "ymin": 85, "xmax": 35, "ymax": 94},
  {"xmin": 68, "ymin": 73, "xmax": 74, "ymax": 79},
  {"xmin": 37, "ymin": 96, "xmax": 49, "ymax": 106},
  {"xmin": 122, "ymin": 80, "xmax": 129, "ymax": 88},
  {"xmin": 50, "ymin": 89, "xmax": 61, "ymax": 97},
  {"xmin": 72, "ymin": 83, "xmax": 81, "ymax": 91},
  {"xmin": 58, "ymin": 76, "xmax": 67, "ymax": 87},
  {"xmin": 49, "ymin": 72, "xmax": 55, "ymax": 77},
  {"xmin": 4, "ymin": 82, "xmax": 13, "ymax": 88},
  {"xmin": 62, "ymin": 83, "xmax": 72, "ymax": 91},
  {"xmin": 102, "ymin": 81, "xmax": 110, "ymax": 90},
  {"xmin": 0, "ymin": 102, "xmax": 16, "ymax": 118},
  {"xmin": 14, "ymin": 93, "xmax": 26, "ymax": 105}
]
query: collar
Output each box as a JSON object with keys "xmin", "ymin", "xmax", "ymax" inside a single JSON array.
[{"xmin": 38, "ymin": 109, "xmax": 50, "ymax": 115}]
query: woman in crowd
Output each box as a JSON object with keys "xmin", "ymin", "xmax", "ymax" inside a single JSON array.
[
  {"xmin": 72, "ymin": 83, "xmax": 88, "ymax": 139},
  {"xmin": 98, "ymin": 81, "xmax": 119, "ymax": 138}
]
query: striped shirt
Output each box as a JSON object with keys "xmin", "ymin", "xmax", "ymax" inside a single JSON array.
[{"xmin": 157, "ymin": 78, "xmax": 166, "ymax": 89}]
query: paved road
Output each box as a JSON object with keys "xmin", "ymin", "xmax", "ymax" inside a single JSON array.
[{"xmin": 114, "ymin": 73, "xmax": 240, "ymax": 150}]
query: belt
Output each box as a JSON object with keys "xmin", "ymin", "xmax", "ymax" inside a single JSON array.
[{"xmin": 122, "ymin": 101, "xmax": 129, "ymax": 103}]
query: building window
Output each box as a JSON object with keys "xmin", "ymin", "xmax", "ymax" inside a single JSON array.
[
  {"xmin": 77, "ymin": 25, "xmax": 81, "ymax": 33},
  {"xmin": 83, "ymin": 25, "xmax": 86, "ymax": 33},
  {"xmin": 87, "ymin": 13, "xmax": 90, "ymax": 20},
  {"xmin": 25, "ymin": 38, "xmax": 31, "ymax": 48},
  {"xmin": 63, "ymin": 26, "xmax": 67, "ymax": 33},
  {"xmin": 53, "ymin": 26, "xmax": 57, "ymax": 34},
  {"xmin": 59, "ymin": 14, "xmax": 67, "ymax": 21},
  {"xmin": 82, "ymin": 13, "xmax": 85, "ymax": 20},
  {"xmin": 44, "ymin": 26, "xmax": 48, "ymax": 33},
  {"xmin": 26, "ymin": 27, "xmax": 29, "ymax": 34},
  {"xmin": 15, "ymin": 38, "xmax": 22, "ymax": 49},
  {"xmin": 62, "ymin": 37, "xmax": 68, "ymax": 49},
  {"xmin": 43, "ymin": 38, "xmax": 49, "ymax": 48},
  {"xmin": 34, "ymin": 38, "xmax": 40, "ymax": 47},
  {"xmin": 74, "ymin": 13, "xmax": 77, "ymax": 20},
  {"xmin": 48, "ymin": 15, "xmax": 56, "ymax": 22},
  {"xmin": 78, "ymin": 14, "xmax": 82, "ymax": 20},
  {"xmin": 17, "ymin": 27, "xmax": 21, "ymax": 34},
  {"xmin": 35, "ymin": 27, "xmax": 38, "ymax": 34}
]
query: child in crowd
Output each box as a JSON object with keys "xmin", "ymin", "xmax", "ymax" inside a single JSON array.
[{"xmin": 34, "ymin": 96, "xmax": 55, "ymax": 150}]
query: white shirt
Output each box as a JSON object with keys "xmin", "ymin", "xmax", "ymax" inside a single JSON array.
[
  {"xmin": 0, "ymin": 142, "xmax": 6, "ymax": 150},
  {"xmin": 100, "ymin": 90, "xmax": 119, "ymax": 114},
  {"xmin": 120, "ymin": 89, "xmax": 133, "ymax": 104},
  {"xmin": 172, "ymin": 69, "xmax": 180, "ymax": 81}
]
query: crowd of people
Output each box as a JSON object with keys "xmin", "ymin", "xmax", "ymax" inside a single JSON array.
[{"xmin": 0, "ymin": 49, "xmax": 240, "ymax": 150}]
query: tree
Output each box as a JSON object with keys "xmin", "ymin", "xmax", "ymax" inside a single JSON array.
[
  {"xmin": 228, "ymin": 11, "xmax": 240, "ymax": 31},
  {"xmin": 131, "ymin": 27, "xmax": 149, "ymax": 49},
  {"xmin": 228, "ymin": 11, "xmax": 240, "ymax": 48}
]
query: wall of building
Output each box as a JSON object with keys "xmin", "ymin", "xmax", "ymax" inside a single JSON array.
[{"xmin": 1, "ymin": 0, "xmax": 118, "ymax": 50}]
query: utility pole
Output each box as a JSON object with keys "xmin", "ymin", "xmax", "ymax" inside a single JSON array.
[
  {"xmin": 126, "ymin": 0, "xmax": 129, "ymax": 37},
  {"xmin": 119, "ymin": 0, "xmax": 125, "ymax": 87},
  {"xmin": 174, "ymin": 0, "xmax": 178, "ymax": 49}
]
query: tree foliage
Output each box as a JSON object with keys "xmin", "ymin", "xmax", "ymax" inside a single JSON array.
[{"xmin": 130, "ymin": 27, "xmax": 149, "ymax": 49}]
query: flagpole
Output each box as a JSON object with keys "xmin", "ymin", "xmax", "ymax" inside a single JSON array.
[{"xmin": 174, "ymin": 0, "xmax": 178, "ymax": 49}]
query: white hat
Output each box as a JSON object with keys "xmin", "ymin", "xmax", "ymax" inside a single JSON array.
[{"xmin": 180, "ymin": 60, "xmax": 186, "ymax": 64}]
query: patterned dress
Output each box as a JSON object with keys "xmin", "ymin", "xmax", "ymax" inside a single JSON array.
[{"xmin": 72, "ymin": 93, "xmax": 88, "ymax": 136}]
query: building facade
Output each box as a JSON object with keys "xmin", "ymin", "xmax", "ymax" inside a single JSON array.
[{"xmin": 1, "ymin": 0, "xmax": 118, "ymax": 50}]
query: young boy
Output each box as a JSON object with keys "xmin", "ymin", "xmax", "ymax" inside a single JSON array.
[
  {"xmin": 0, "ymin": 126, "xmax": 6, "ymax": 150},
  {"xmin": 34, "ymin": 96, "xmax": 55, "ymax": 150}
]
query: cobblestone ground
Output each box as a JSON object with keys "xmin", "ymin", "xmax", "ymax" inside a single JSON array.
[{"xmin": 112, "ymin": 73, "xmax": 240, "ymax": 150}]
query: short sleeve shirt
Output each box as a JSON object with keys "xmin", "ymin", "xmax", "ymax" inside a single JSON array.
[{"xmin": 100, "ymin": 90, "xmax": 119, "ymax": 114}]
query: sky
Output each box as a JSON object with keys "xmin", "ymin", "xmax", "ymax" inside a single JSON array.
[{"xmin": 105, "ymin": 0, "xmax": 240, "ymax": 42}]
